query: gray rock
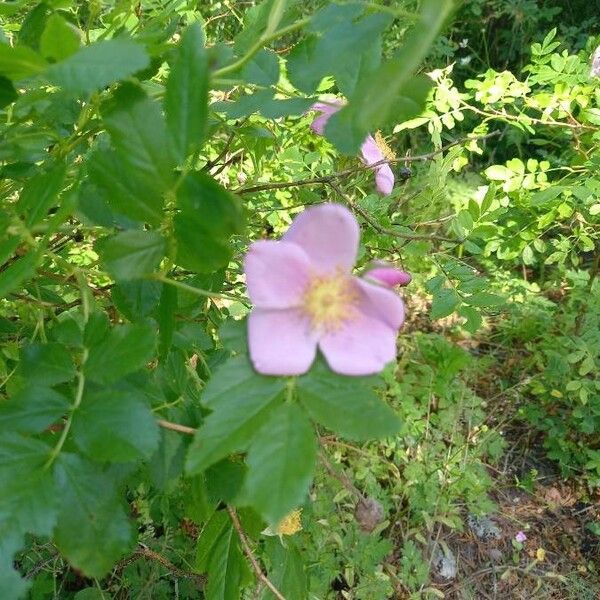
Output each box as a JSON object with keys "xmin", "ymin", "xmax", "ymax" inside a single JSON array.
[{"xmin": 467, "ymin": 514, "xmax": 502, "ymax": 541}]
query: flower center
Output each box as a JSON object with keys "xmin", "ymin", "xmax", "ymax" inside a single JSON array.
[
  {"xmin": 303, "ymin": 273, "xmax": 359, "ymax": 331},
  {"xmin": 374, "ymin": 131, "xmax": 396, "ymax": 161}
]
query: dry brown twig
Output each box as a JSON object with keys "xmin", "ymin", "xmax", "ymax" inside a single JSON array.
[{"xmin": 226, "ymin": 506, "xmax": 287, "ymax": 600}]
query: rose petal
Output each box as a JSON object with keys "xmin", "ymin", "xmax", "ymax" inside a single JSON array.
[
  {"xmin": 355, "ymin": 278, "xmax": 405, "ymax": 330},
  {"xmin": 309, "ymin": 101, "xmax": 343, "ymax": 135},
  {"xmin": 248, "ymin": 308, "xmax": 318, "ymax": 376},
  {"xmin": 283, "ymin": 204, "xmax": 359, "ymax": 275},
  {"xmin": 244, "ymin": 240, "xmax": 311, "ymax": 309},
  {"xmin": 364, "ymin": 267, "xmax": 411, "ymax": 287},
  {"xmin": 319, "ymin": 311, "xmax": 397, "ymax": 376},
  {"xmin": 375, "ymin": 163, "xmax": 394, "ymax": 195},
  {"xmin": 360, "ymin": 135, "xmax": 385, "ymax": 166}
]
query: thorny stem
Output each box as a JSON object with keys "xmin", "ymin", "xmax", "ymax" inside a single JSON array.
[
  {"xmin": 45, "ymin": 348, "xmax": 89, "ymax": 468},
  {"xmin": 236, "ymin": 132, "xmax": 501, "ymax": 196},
  {"xmin": 226, "ymin": 506, "xmax": 287, "ymax": 600}
]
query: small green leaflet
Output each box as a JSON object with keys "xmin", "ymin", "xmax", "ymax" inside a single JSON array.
[
  {"xmin": 185, "ymin": 355, "xmax": 285, "ymax": 474},
  {"xmin": 0, "ymin": 386, "xmax": 69, "ymax": 433},
  {"xmin": 46, "ymin": 38, "xmax": 149, "ymax": 95},
  {"xmin": 240, "ymin": 402, "xmax": 316, "ymax": 524},
  {"xmin": 165, "ymin": 22, "xmax": 209, "ymax": 162},
  {"xmin": 297, "ymin": 360, "xmax": 400, "ymax": 441}
]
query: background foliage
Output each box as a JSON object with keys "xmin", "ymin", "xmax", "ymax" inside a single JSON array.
[{"xmin": 0, "ymin": 0, "xmax": 599, "ymax": 599}]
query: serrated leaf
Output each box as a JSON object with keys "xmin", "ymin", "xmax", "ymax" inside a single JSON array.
[
  {"xmin": 430, "ymin": 288, "xmax": 460, "ymax": 319},
  {"xmin": 40, "ymin": 13, "xmax": 80, "ymax": 62},
  {"xmin": 111, "ymin": 280, "xmax": 162, "ymax": 321},
  {"xmin": 19, "ymin": 342, "xmax": 76, "ymax": 386},
  {"xmin": 241, "ymin": 48, "xmax": 279, "ymax": 85},
  {"xmin": 72, "ymin": 389, "xmax": 159, "ymax": 462},
  {"xmin": 85, "ymin": 323, "xmax": 156, "ymax": 385},
  {"xmin": 205, "ymin": 525, "xmax": 244, "ymax": 600},
  {"xmin": 465, "ymin": 292, "xmax": 504, "ymax": 307},
  {"xmin": 0, "ymin": 43, "xmax": 47, "ymax": 80},
  {"xmin": 46, "ymin": 38, "xmax": 149, "ymax": 95},
  {"xmin": 16, "ymin": 161, "xmax": 66, "ymax": 226},
  {"xmin": 96, "ymin": 230, "xmax": 165, "ymax": 281},
  {"xmin": 263, "ymin": 538, "xmax": 307, "ymax": 600},
  {"xmin": 325, "ymin": 0, "xmax": 454, "ymax": 153},
  {"xmin": 0, "ymin": 251, "xmax": 41, "ymax": 299},
  {"xmin": 165, "ymin": 22, "xmax": 209, "ymax": 162},
  {"xmin": 53, "ymin": 454, "xmax": 135, "ymax": 578},
  {"xmin": 86, "ymin": 149, "xmax": 163, "ymax": 226},
  {"xmin": 0, "ymin": 75, "xmax": 17, "ymax": 108},
  {"xmin": 102, "ymin": 83, "xmax": 174, "ymax": 194},
  {"xmin": 195, "ymin": 510, "xmax": 230, "ymax": 573},
  {"xmin": 157, "ymin": 283, "xmax": 177, "ymax": 359},
  {"xmin": 0, "ymin": 533, "xmax": 29, "ymax": 600},
  {"xmin": 297, "ymin": 361, "xmax": 400, "ymax": 440},
  {"xmin": 0, "ymin": 386, "xmax": 69, "ymax": 433},
  {"xmin": 0, "ymin": 434, "xmax": 59, "ymax": 538},
  {"xmin": 185, "ymin": 355, "xmax": 285, "ymax": 474},
  {"xmin": 241, "ymin": 403, "xmax": 316, "ymax": 524},
  {"xmin": 174, "ymin": 172, "xmax": 244, "ymax": 274}
]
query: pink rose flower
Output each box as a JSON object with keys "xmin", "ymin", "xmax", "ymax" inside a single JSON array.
[
  {"xmin": 244, "ymin": 203, "xmax": 410, "ymax": 376},
  {"xmin": 309, "ymin": 100, "xmax": 395, "ymax": 196}
]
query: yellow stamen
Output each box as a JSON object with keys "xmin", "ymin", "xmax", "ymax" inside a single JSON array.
[
  {"xmin": 302, "ymin": 273, "xmax": 359, "ymax": 332},
  {"xmin": 275, "ymin": 509, "xmax": 303, "ymax": 536},
  {"xmin": 374, "ymin": 131, "xmax": 396, "ymax": 161}
]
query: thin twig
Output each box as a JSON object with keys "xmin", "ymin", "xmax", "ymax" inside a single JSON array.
[
  {"xmin": 226, "ymin": 506, "xmax": 287, "ymax": 600},
  {"xmin": 328, "ymin": 180, "xmax": 456, "ymax": 243},
  {"xmin": 318, "ymin": 451, "xmax": 366, "ymax": 503},
  {"xmin": 236, "ymin": 132, "xmax": 501, "ymax": 195},
  {"xmin": 157, "ymin": 419, "xmax": 196, "ymax": 436}
]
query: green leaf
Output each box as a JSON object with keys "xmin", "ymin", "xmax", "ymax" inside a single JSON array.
[
  {"xmin": 430, "ymin": 288, "xmax": 460, "ymax": 319},
  {"xmin": 0, "ymin": 434, "xmax": 59, "ymax": 537},
  {"xmin": 205, "ymin": 525, "xmax": 245, "ymax": 600},
  {"xmin": 458, "ymin": 305, "xmax": 482, "ymax": 334},
  {"xmin": 85, "ymin": 322, "xmax": 157, "ymax": 385},
  {"xmin": 165, "ymin": 22, "xmax": 209, "ymax": 162},
  {"xmin": 40, "ymin": 13, "xmax": 80, "ymax": 62},
  {"xmin": 465, "ymin": 292, "xmax": 505, "ymax": 308},
  {"xmin": 96, "ymin": 230, "xmax": 165, "ymax": 281},
  {"xmin": 0, "ymin": 386, "xmax": 69, "ymax": 433},
  {"xmin": 185, "ymin": 355, "xmax": 285, "ymax": 474},
  {"xmin": 111, "ymin": 280, "xmax": 162, "ymax": 321},
  {"xmin": 86, "ymin": 149, "xmax": 164, "ymax": 226},
  {"xmin": 19, "ymin": 342, "xmax": 76, "ymax": 386},
  {"xmin": 157, "ymin": 283, "xmax": 177, "ymax": 359},
  {"xmin": 297, "ymin": 361, "xmax": 400, "ymax": 440},
  {"xmin": 102, "ymin": 83, "xmax": 174, "ymax": 193},
  {"xmin": 53, "ymin": 454, "xmax": 135, "ymax": 578},
  {"xmin": 174, "ymin": 172, "xmax": 244, "ymax": 274},
  {"xmin": 264, "ymin": 538, "xmax": 307, "ymax": 600},
  {"xmin": 0, "ymin": 43, "xmax": 47, "ymax": 80},
  {"xmin": 241, "ymin": 403, "xmax": 316, "ymax": 524},
  {"xmin": 530, "ymin": 186, "xmax": 565, "ymax": 206},
  {"xmin": 46, "ymin": 38, "xmax": 149, "ymax": 95},
  {"xmin": 484, "ymin": 165, "xmax": 513, "ymax": 181},
  {"xmin": 242, "ymin": 48, "xmax": 279, "ymax": 85},
  {"xmin": 0, "ymin": 75, "xmax": 17, "ymax": 108},
  {"xmin": 325, "ymin": 0, "xmax": 455, "ymax": 153},
  {"xmin": 0, "ymin": 251, "xmax": 41, "ymax": 299},
  {"xmin": 195, "ymin": 510, "xmax": 230, "ymax": 573},
  {"xmin": 0, "ymin": 533, "xmax": 29, "ymax": 600},
  {"xmin": 72, "ymin": 389, "xmax": 159, "ymax": 462},
  {"xmin": 16, "ymin": 161, "xmax": 66, "ymax": 226}
]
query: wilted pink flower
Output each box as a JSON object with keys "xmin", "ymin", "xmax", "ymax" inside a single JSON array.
[
  {"xmin": 244, "ymin": 203, "xmax": 410, "ymax": 376},
  {"xmin": 309, "ymin": 101, "xmax": 395, "ymax": 196},
  {"xmin": 515, "ymin": 531, "xmax": 527, "ymax": 543}
]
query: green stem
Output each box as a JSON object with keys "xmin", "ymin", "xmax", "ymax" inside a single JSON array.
[
  {"xmin": 45, "ymin": 348, "xmax": 88, "ymax": 468},
  {"xmin": 154, "ymin": 274, "xmax": 246, "ymax": 303},
  {"xmin": 212, "ymin": 16, "xmax": 310, "ymax": 78}
]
